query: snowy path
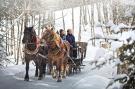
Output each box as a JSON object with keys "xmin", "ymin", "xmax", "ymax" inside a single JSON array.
[{"xmin": 0, "ymin": 61, "xmax": 116, "ymax": 89}]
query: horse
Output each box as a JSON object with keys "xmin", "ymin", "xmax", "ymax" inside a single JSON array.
[
  {"xmin": 41, "ymin": 27, "xmax": 70, "ymax": 82},
  {"xmin": 22, "ymin": 26, "xmax": 47, "ymax": 81}
]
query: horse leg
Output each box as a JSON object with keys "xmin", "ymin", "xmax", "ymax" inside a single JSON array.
[
  {"xmin": 47, "ymin": 60, "xmax": 52, "ymax": 75},
  {"xmin": 47, "ymin": 64, "xmax": 51, "ymax": 75},
  {"xmin": 62, "ymin": 61, "xmax": 67, "ymax": 78},
  {"xmin": 52, "ymin": 65, "xmax": 57, "ymax": 79},
  {"xmin": 35, "ymin": 62, "xmax": 38, "ymax": 77},
  {"xmin": 63, "ymin": 66, "xmax": 66, "ymax": 78},
  {"xmin": 24, "ymin": 60, "xmax": 30, "ymax": 81},
  {"xmin": 38, "ymin": 64, "xmax": 43, "ymax": 80},
  {"xmin": 57, "ymin": 61, "xmax": 62, "ymax": 82},
  {"xmin": 68, "ymin": 63, "xmax": 72, "ymax": 75},
  {"xmin": 42, "ymin": 62, "xmax": 46, "ymax": 77},
  {"xmin": 38, "ymin": 57, "xmax": 46, "ymax": 80}
]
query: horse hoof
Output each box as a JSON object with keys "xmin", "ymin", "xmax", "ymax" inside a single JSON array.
[
  {"xmin": 52, "ymin": 76, "xmax": 56, "ymax": 79},
  {"xmin": 62, "ymin": 76, "xmax": 66, "ymax": 78},
  {"xmin": 24, "ymin": 78, "xmax": 29, "ymax": 81},
  {"xmin": 35, "ymin": 74, "xmax": 38, "ymax": 77},
  {"xmin": 57, "ymin": 79, "xmax": 62, "ymax": 82},
  {"xmin": 38, "ymin": 77, "xmax": 43, "ymax": 80}
]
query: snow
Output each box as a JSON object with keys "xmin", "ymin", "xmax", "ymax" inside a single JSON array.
[
  {"xmin": 109, "ymin": 30, "xmax": 135, "ymax": 50},
  {"xmin": 95, "ymin": 33, "xmax": 104, "ymax": 38},
  {"xmin": 106, "ymin": 74, "xmax": 127, "ymax": 89},
  {"xmin": 111, "ymin": 25, "xmax": 120, "ymax": 33},
  {"xmin": 105, "ymin": 35, "xmax": 118, "ymax": 40},
  {"xmin": 113, "ymin": 74, "xmax": 127, "ymax": 80},
  {"xmin": 118, "ymin": 23, "xmax": 129, "ymax": 29},
  {"xmin": 118, "ymin": 31, "xmax": 133, "ymax": 42},
  {"xmin": 95, "ymin": 22, "xmax": 105, "ymax": 27},
  {"xmin": 73, "ymin": 75, "xmax": 109, "ymax": 89},
  {"xmin": 94, "ymin": 48, "xmax": 107, "ymax": 61},
  {"xmin": 110, "ymin": 23, "xmax": 130, "ymax": 33},
  {"xmin": 125, "ymin": 10, "xmax": 133, "ymax": 17},
  {"xmin": 123, "ymin": 0, "xmax": 135, "ymax": 6},
  {"xmin": 106, "ymin": 20, "xmax": 115, "ymax": 27},
  {"xmin": 1, "ymin": 62, "xmax": 35, "ymax": 76},
  {"xmin": 85, "ymin": 42, "xmax": 114, "ymax": 62}
]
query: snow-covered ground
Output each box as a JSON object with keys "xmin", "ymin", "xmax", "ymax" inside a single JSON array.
[{"xmin": 0, "ymin": 61, "xmax": 115, "ymax": 89}]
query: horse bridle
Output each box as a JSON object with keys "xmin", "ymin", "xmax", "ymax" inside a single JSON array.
[
  {"xmin": 24, "ymin": 47, "xmax": 39, "ymax": 55},
  {"xmin": 23, "ymin": 30, "xmax": 39, "ymax": 55}
]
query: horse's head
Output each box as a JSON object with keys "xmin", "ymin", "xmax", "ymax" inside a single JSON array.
[
  {"xmin": 22, "ymin": 26, "xmax": 36, "ymax": 44},
  {"xmin": 41, "ymin": 29, "xmax": 53, "ymax": 43},
  {"xmin": 41, "ymin": 24, "xmax": 55, "ymax": 43}
]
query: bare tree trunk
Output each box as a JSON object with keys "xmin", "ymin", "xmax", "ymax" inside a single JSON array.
[
  {"xmin": 32, "ymin": 15, "xmax": 34, "ymax": 26},
  {"xmin": 33, "ymin": 15, "xmax": 36, "ymax": 25},
  {"xmin": 16, "ymin": 20, "xmax": 20, "ymax": 65},
  {"xmin": 13, "ymin": 20, "xmax": 16, "ymax": 61},
  {"xmin": 42, "ymin": 13, "xmax": 46, "ymax": 32},
  {"xmin": 7, "ymin": 26, "xmax": 10, "ymax": 55},
  {"xmin": 24, "ymin": 13, "xmax": 28, "ymax": 27},
  {"xmin": 10, "ymin": 20, "xmax": 13, "ymax": 56},
  {"xmin": 100, "ymin": 3, "xmax": 107, "ymax": 38},
  {"xmin": 62, "ymin": 10, "xmax": 65, "ymax": 30},
  {"xmin": 6, "ymin": 18, "xmax": 8, "ymax": 54},
  {"xmin": 91, "ymin": 4, "xmax": 95, "ymax": 46},
  {"xmin": 78, "ymin": 7, "xmax": 82, "ymax": 42},
  {"xmin": 83, "ymin": 5, "xmax": 88, "ymax": 25},
  {"xmin": 102, "ymin": 1, "xmax": 109, "ymax": 23},
  {"xmin": 112, "ymin": 0, "xmax": 119, "ymax": 25},
  {"xmin": 53, "ymin": 11, "xmax": 55, "ymax": 26},
  {"xmin": 96, "ymin": 3, "xmax": 101, "ymax": 22},
  {"xmin": 20, "ymin": 18, "xmax": 24, "ymax": 64},
  {"xmin": 72, "ymin": 8, "xmax": 74, "ymax": 33},
  {"xmin": 131, "ymin": 16, "xmax": 135, "ymax": 26},
  {"xmin": 38, "ymin": 14, "xmax": 41, "ymax": 36}
]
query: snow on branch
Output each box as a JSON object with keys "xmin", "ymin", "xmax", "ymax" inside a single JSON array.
[
  {"xmin": 90, "ymin": 49, "xmax": 115, "ymax": 70},
  {"xmin": 106, "ymin": 74, "xmax": 128, "ymax": 89}
]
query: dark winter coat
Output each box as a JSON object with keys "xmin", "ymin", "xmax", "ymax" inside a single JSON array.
[{"xmin": 66, "ymin": 34, "xmax": 75, "ymax": 47}]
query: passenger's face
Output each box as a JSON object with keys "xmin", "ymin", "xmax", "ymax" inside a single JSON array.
[
  {"xmin": 68, "ymin": 30, "xmax": 72, "ymax": 34},
  {"xmin": 62, "ymin": 31, "xmax": 65, "ymax": 34}
]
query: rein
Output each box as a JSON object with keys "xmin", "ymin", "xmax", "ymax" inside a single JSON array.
[{"xmin": 37, "ymin": 53, "xmax": 47, "ymax": 59}]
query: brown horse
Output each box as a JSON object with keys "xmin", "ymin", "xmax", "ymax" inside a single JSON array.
[
  {"xmin": 22, "ymin": 26, "xmax": 47, "ymax": 81},
  {"xmin": 41, "ymin": 26, "xmax": 70, "ymax": 82}
]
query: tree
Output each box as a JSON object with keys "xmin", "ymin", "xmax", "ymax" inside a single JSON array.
[
  {"xmin": 117, "ymin": 41, "xmax": 135, "ymax": 89},
  {"xmin": 0, "ymin": 33, "xmax": 7, "ymax": 66}
]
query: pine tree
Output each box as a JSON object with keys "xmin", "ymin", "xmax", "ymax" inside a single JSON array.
[{"xmin": 118, "ymin": 41, "xmax": 135, "ymax": 89}]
